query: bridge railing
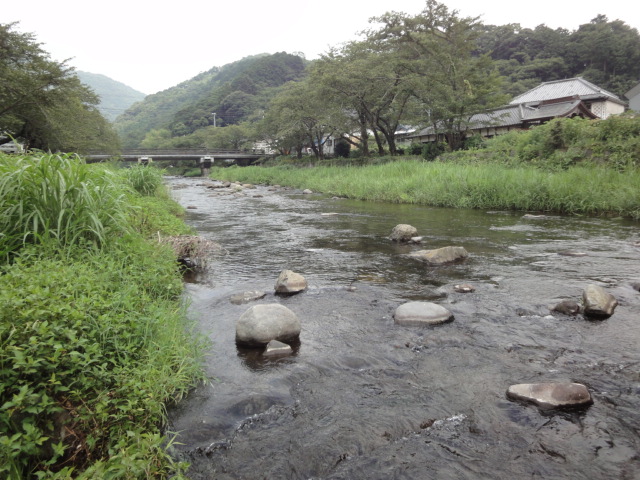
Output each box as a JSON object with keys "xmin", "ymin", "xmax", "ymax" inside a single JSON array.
[{"xmin": 87, "ymin": 148, "xmax": 246, "ymax": 156}]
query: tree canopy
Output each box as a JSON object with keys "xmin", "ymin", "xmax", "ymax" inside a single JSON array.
[{"xmin": 0, "ymin": 22, "xmax": 119, "ymax": 153}]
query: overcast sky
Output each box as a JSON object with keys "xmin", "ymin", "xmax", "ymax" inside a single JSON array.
[{"xmin": 7, "ymin": 0, "xmax": 640, "ymax": 95}]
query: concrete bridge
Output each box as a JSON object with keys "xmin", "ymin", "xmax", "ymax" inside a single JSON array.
[{"xmin": 85, "ymin": 148, "xmax": 271, "ymax": 166}]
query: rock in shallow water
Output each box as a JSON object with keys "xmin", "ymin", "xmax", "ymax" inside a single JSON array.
[
  {"xmin": 583, "ymin": 284, "xmax": 617, "ymax": 319},
  {"xmin": 394, "ymin": 301, "xmax": 454, "ymax": 326},
  {"xmin": 236, "ymin": 304, "xmax": 301, "ymax": 347},
  {"xmin": 390, "ymin": 224, "xmax": 418, "ymax": 242},
  {"xmin": 506, "ymin": 382, "xmax": 593, "ymax": 410},
  {"xmin": 230, "ymin": 290, "xmax": 267, "ymax": 305},
  {"xmin": 408, "ymin": 246, "xmax": 468, "ymax": 265},
  {"xmin": 264, "ymin": 340, "xmax": 293, "ymax": 357},
  {"xmin": 274, "ymin": 270, "xmax": 307, "ymax": 294}
]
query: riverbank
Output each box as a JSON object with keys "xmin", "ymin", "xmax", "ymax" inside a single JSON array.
[
  {"xmin": 208, "ymin": 160, "xmax": 640, "ymax": 219},
  {"xmin": 0, "ymin": 154, "xmax": 204, "ymax": 478}
]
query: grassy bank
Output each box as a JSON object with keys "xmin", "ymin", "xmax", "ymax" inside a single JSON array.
[
  {"xmin": 210, "ymin": 115, "xmax": 640, "ymax": 219},
  {"xmin": 0, "ymin": 154, "xmax": 204, "ymax": 478},
  {"xmin": 209, "ymin": 161, "xmax": 640, "ymax": 219}
]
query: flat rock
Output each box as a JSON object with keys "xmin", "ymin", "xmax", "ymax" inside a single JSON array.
[
  {"xmin": 408, "ymin": 246, "xmax": 468, "ymax": 265},
  {"xmin": 236, "ymin": 304, "xmax": 301, "ymax": 347},
  {"xmin": 506, "ymin": 382, "xmax": 593, "ymax": 410},
  {"xmin": 274, "ymin": 270, "xmax": 308, "ymax": 294},
  {"xmin": 302, "ymin": 189, "xmax": 313, "ymax": 194},
  {"xmin": 264, "ymin": 340, "xmax": 293, "ymax": 357},
  {"xmin": 583, "ymin": 284, "xmax": 617, "ymax": 318},
  {"xmin": 394, "ymin": 301, "xmax": 454, "ymax": 326},
  {"xmin": 230, "ymin": 290, "xmax": 267, "ymax": 305}
]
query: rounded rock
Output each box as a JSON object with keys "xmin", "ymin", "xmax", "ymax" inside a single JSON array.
[
  {"xmin": 274, "ymin": 270, "xmax": 308, "ymax": 294},
  {"xmin": 236, "ymin": 304, "xmax": 301, "ymax": 347}
]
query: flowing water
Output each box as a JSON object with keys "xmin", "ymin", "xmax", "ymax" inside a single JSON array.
[{"xmin": 166, "ymin": 177, "xmax": 640, "ymax": 480}]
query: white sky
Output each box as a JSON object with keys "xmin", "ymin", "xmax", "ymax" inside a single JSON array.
[{"xmin": 6, "ymin": 0, "xmax": 640, "ymax": 95}]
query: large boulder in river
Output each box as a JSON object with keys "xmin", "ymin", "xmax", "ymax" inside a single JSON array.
[
  {"xmin": 506, "ymin": 382, "xmax": 592, "ymax": 410},
  {"xmin": 394, "ymin": 301, "xmax": 454, "ymax": 326},
  {"xmin": 582, "ymin": 284, "xmax": 617, "ymax": 318},
  {"xmin": 274, "ymin": 270, "xmax": 308, "ymax": 294},
  {"xmin": 390, "ymin": 224, "xmax": 418, "ymax": 242},
  {"xmin": 409, "ymin": 246, "xmax": 468, "ymax": 265},
  {"xmin": 236, "ymin": 304, "xmax": 301, "ymax": 347}
]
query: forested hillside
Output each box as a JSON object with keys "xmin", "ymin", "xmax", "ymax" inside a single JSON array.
[
  {"xmin": 475, "ymin": 15, "xmax": 640, "ymax": 97},
  {"xmin": 77, "ymin": 71, "xmax": 146, "ymax": 122},
  {"xmin": 112, "ymin": 4, "xmax": 640, "ymax": 155},
  {"xmin": 114, "ymin": 52, "xmax": 307, "ymax": 148}
]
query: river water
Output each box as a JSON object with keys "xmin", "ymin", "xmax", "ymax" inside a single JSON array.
[{"xmin": 166, "ymin": 177, "xmax": 640, "ymax": 480}]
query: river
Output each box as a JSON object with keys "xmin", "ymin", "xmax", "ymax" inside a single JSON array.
[{"xmin": 166, "ymin": 177, "xmax": 640, "ymax": 480}]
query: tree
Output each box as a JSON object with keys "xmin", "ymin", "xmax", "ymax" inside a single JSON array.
[
  {"xmin": 0, "ymin": 22, "xmax": 119, "ymax": 153},
  {"xmin": 260, "ymin": 79, "xmax": 341, "ymax": 160},
  {"xmin": 313, "ymin": 39, "xmax": 415, "ymax": 156},
  {"xmin": 371, "ymin": 0, "xmax": 507, "ymax": 150}
]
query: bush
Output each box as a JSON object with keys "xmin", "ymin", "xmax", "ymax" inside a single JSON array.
[{"xmin": 334, "ymin": 138, "xmax": 351, "ymax": 158}]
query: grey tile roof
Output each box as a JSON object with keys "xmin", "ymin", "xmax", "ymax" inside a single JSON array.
[{"xmin": 510, "ymin": 77, "xmax": 625, "ymax": 105}]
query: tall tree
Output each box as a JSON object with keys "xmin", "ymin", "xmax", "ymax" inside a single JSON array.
[
  {"xmin": 371, "ymin": 1, "xmax": 506, "ymax": 150},
  {"xmin": 0, "ymin": 22, "xmax": 118, "ymax": 153}
]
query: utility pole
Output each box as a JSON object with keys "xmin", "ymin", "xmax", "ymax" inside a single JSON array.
[{"xmin": 212, "ymin": 112, "xmax": 217, "ymax": 127}]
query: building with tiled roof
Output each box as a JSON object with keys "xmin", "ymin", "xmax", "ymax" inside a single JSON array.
[
  {"xmin": 409, "ymin": 77, "xmax": 627, "ymax": 144},
  {"xmin": 625, "ymin": 81, "xmax": 640, "ymax": 112}
]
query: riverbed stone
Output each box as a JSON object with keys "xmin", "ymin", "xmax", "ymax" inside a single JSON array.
[
  {"xmin": 408, "ymin": 246, "xmax": 469, "ymax": 265},
  {"xmin": 236, "ymin": 304, "xmax": 301, "ymax": 347},
  {"xmin": 506, "ymin": 382, "xmax": 593, "ymax": 410},
  {"xmin": 394, "ymin": 301, "xmax": 454, "ymax": 326},
  {"xmin": 582, "ymin": 284, "xmax": 618, "ymax": 318},
  {"xmin": 551, "ymin": 300, "xmax": 582, "ymax": 316},
  {"xmin": 230, "ymin": 290, "xmax": 267, "ymax": 305},
  {"xmin": 390, "ymin": 224, "xmax": 418, "ymax": 242},
  {"xmin": 303, "ymin": 189, "xmax": 313, "ymax": 194},
  {"xmin": 454, "ymin": 283, "xmax": 475, "ymax": 293},
  {"xmin": 274, "ymin": 270, "xmax": 308, "ymax": 294},
  {"xmin": 264, "ymin": 340, "xmax": 293, "ymax": 357}
]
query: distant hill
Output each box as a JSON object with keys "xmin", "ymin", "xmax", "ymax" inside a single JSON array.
[
  {"xmin": 113, "ymin": 52, "xmax": 307, "ymax": 148},
  {"xmin": 77, "ymin": 71, "xmax": 146, "ymax": 122}
]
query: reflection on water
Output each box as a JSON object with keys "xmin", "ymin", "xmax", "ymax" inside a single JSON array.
[{"xmin": 167, "ymin": 178, "xmax": 640, "ymax": 479}]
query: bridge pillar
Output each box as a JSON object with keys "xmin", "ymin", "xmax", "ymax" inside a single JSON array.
[{"xmin": 199, "ymin": 156, "xmax": 213, "ymax": 177}]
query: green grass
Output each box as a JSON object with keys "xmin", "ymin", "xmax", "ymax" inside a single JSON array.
[
  {"xmin": 209, "ymin": 160, "xmax": 640, "ymax": 218},
  {"xmin": 0, "ymin": 152, "xmax": 204, "ymax": 478}
]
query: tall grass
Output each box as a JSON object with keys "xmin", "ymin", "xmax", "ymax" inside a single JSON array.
[
  {"xmin": 0, "ymin": 153, "xmax": 131, "ymax": 257},
  {"xmin": 210, "ymin": 160, "xmax": 640, "ymax": 218}
]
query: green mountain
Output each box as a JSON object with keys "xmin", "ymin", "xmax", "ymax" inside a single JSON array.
[
  {"xmin": 76, "ymin": 71, "xmax": 146, "ymax": 122},
  {"xmin": 113, "ymin": 52, "xmax": 307, "ymax": 148}
]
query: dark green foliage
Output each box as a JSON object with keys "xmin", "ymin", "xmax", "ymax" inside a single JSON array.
[
  {"xmin": 475, "ymin": 16, "xmax": 640, "ymax": 98},
  {"xmin": 421, "ymin": 142, "xmax": 446, "ymax": 161},
  {"xmin": 0, "ymin": 23, "xmax": 119, "ymax": 153},
  {"xmin": 334, "ymin": 138, "xmax": 351, "ymax": 158}
]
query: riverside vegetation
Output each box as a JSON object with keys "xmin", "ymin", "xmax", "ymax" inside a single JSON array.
[
  {"xmin": 209, "ymin": 115, "xmax": 640, "ymax": 219},
  {"xmin": 0, "ymin": 154, "xmax": 205, "ymax": 478}
]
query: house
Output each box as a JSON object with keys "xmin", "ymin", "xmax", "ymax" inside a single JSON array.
[
  {"xmin": 409, "ymin": 77, "xmax": 627, "ymax": 144},
  {"xmin": 625, "ymin": 81, "xmax": 640, "ymax": 112}
]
